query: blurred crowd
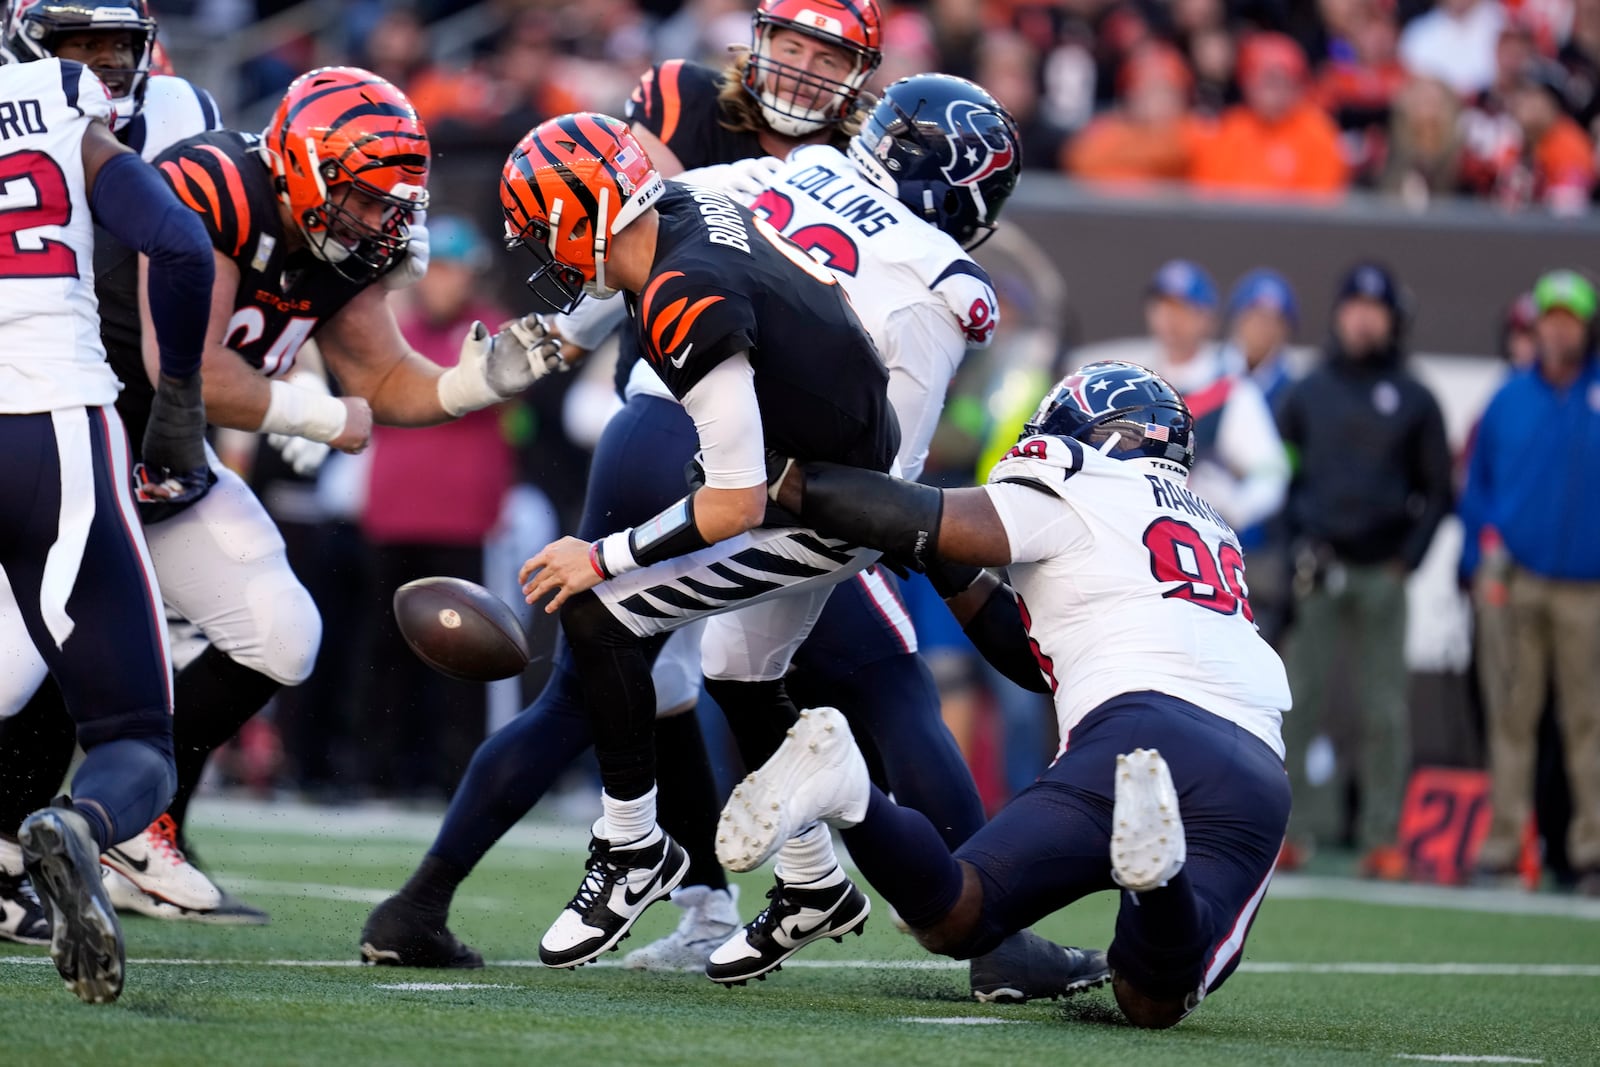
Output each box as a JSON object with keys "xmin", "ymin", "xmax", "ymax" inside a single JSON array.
[{"xmin": 172, "ymin": 0, "xmax": 1600, "ymax": 212}]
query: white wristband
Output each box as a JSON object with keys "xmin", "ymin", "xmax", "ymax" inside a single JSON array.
[
  {"xmin": 597, "ymin": 530, "xmax": 639, "ymax": 578},
  {"xmin": 436, "ymin": 361, "xmax": 499, "ymax": 417},
  {"xmin": 260, "ymin": 379, "xmax": 348, "ymax": 443}
]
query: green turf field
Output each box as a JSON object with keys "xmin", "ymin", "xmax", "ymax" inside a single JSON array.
[{"xmin": 3, "ymin": 801, "xmax": 1598, "ymax": 1066}]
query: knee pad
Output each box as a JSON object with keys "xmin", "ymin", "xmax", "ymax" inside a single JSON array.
[
  {"xmin": 234, "ymin": 572, "xmax": 321, "ymax": 685},
  {"xmin": 560, "ymin": 590, "xmax": 632, "ymax": 647}
]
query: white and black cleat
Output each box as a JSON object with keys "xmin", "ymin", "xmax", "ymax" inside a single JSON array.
[
  {"xmin": 622, "ymin": 884, "xmax": 741, "ymax": 971},
  {"xmin": 19, "ymin": 806, "xmax": 125, "ymax": 1004},
  {"xmin": 0, "ymin": 860, "xmax": 50, "ymax": 947},
  {"xmin": 1111, "ymin": 748, "xmax": 1186, "ymax": 892},
  {"xmin": 539, "ymin": 824, "xmax": 689, "ymax": 969},
  {"xmin": 715, "ymin": 708, "xmax": 870, "ymax": 874},
  {"xmin": 705, "ymin": 866, "xmax": 870, "ymax": 986}
]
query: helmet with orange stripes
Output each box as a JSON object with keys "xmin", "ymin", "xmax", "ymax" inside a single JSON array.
[
  {"xmin": 500, "ymin": 112, "xmax": 665, "ymax": 315},
  {"xmin": 261, "ymin": 66, "xmax": 430, "ymax": 282},
  {"xmin": 744, "ymin": 0, "xmax": 882, "ymax": 137}
]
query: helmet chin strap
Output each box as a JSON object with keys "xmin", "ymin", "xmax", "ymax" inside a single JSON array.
[
  {"xmin": 1097, "ymin": 432, "xmax": 1123, "ymax": 455},
  {"xmin": 588, "ymin": 185, "xmax": 613, "ymax": 298}
]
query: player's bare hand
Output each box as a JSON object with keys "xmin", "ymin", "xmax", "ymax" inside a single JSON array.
[
  {"xmin": 329, "ymin": 396, "xmax": 373, "ymax": 453},
  {"xmin": 520, "ymin": 536, "xmax": 603, "ymax": 613}
]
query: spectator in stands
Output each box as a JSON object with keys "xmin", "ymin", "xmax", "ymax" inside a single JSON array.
[
  {"xmin": 1276, "ymin": 263, "xmax": 1454, "ymax": 876},
  {"xmin": 1381, "ymin": 75, "xmax": 1467, "ymax": 204},
  {"xmin": 976, "ymin": 30, "xmax": 1069, "ymax": 172},
  {"xmin": 1500, "ymin": 290, "xmax": 1540, "ymax": 369},
  {"xmin": 1065, "ymin": 42, "xmax": 1207, "ymax": 183},
  {"xmin": 1132, "ymin": 260, "xmax": 1291, "ymax": 535},
  {"xmin": 1191, "ymin": 32, "xmax": 1349, "ymax": 195},
  {"xmin": 1458, "ymin": 20, "xmax": 1539, "ymax": 196},
  {"xmin": 1558, "ymin": 0, "xmax": 1600, "ymax": 131},
  {"xmin": 1506, "ymin": 63, "xmax": 1597, "ymax": 213},
  {"xmin": 1459, "ymin": 270, "xmax": 1600, "ymax": 897},
  {"xmin": 1221, "ymin": 268, "xmax": 1301, "ymax": 647},
  {"xmin": 1315, "ymin": 0, "xmax": 1408, "ymax": 183},
  {"xmin": 360, "ymin": 217, "xmax": 516, "ymax": 799},
  {"xmin": 1399, "ymin": 0, "xmax": 1505, "ymax": 97}
]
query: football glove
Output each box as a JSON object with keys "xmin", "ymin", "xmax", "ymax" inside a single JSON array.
[
  {"xmin": 437, "ymin": 315, "xmax": 564, "ymax": 417},
  {"xmin": 136, "ymin": 371, "xmax": 216, "ymax": 522},
  {"xmin": 677, "ymin": 156, "xmax": 784, "ymax": 206},
  {"xmin": 380, "ymin": 210, "xmax": 429, "ymax": 291}
]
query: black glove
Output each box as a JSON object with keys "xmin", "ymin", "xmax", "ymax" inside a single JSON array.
[{"xmin": 135, "ymin": 372, "xmax": 215, "ymax": 523}]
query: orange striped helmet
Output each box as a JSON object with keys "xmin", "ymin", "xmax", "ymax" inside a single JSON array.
[
  {"xmin": 745, "ymin": 0, "xmax": 882, "ymax": 136},
  {"xmin": 500, "ymin": 113, "xmax": 664, "ymax": 315},
  {"xmin": 262, "ymin": 66, "xmax": 430, "ymax": 282}
]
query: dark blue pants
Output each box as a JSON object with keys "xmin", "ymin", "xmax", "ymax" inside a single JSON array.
[
  {"xmin": 430, "ymin": 393, "xmax": 984, "ymax": 871},
  {"xmin": 0, "ymin": 407, "xmax": 175, "ymax": 846}
]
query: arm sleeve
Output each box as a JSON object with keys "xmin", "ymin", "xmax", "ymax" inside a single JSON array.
[
  {"xmin": 1402, "ymin": 390, "xmax": 1456, "ymax": 571},
  {"xmin": 983, "ymin": 480, "xmax": 1087, "ymax": 564},
  {"xmin": 882, "ymin": 301, "xmax": 966, "ymax": 483},
  {"xmin": 1203, "ymin": 379, "xmax": 1290, "ymax": 530},
  {"xmin": 556, "ymin": 290, "xmax": 628, "ymax": 351},
  {"xmin": 680, "ymin": 352, "xmax": 768, "ymax": 490},
  {"xmin": 91, "ymin": 151, "xmax": 214, "ymax": 380}
]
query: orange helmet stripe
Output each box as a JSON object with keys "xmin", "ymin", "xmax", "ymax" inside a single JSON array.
[{"xmin": 657, "ymin": 60, "xmax": 683, "ymax": 146}]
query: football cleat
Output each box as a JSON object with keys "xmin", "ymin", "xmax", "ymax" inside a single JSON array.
[
  {"xmin": 705, "ymin": 866, "xmax": 869, "ymax": 985},
  {"xmin": 102, "ymin": 867, "xmax": 270, "ymax": 925},
  {"xmin": 0, "ymin": 865, "xmax": 51, "ymax": 946},
  {"xmin": 360, "ymin": 894, "xmax": 484, "ymax": 968},
  {"xmin": 1111, "ymin": 749, "xmax": 1186, "ymax": 892},
  {"xmin": 19, "ymin": 806, "xmax": 125, "ymax": 1004},
  {"xmin": 622, "ymin": 884, "xmax": 741, "ymax": 971},
  {"xmin": 539, "ymin": 824, "xmax": 689, "ymax": 969},
  {"xmin": 970, "ymin": 930, "xmax": 1111, "ymax": 1003},
  {"xmin": 715, "ymin": 708, "xmax": 871, "ymax": 873},
  {"xmin": 100, "ymin": 814, "xmax": 224, "ymax": 913}
]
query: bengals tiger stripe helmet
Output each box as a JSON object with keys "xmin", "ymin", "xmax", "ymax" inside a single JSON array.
[
  {"xmin": 261, "ymin": 66, "xmax": 430, "ymax": 283},
  {"xmin": 500, "ymin": 113, "xmax": 665, "ymax": 315},
  {"xmin": 744, "ymin": 0, "xmax": 882, "ymax": 137}
]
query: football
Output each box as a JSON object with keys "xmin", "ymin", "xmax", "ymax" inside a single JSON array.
[{"xmin": 393, "ymin": 576, "xmax": 531, "ymax": 682}]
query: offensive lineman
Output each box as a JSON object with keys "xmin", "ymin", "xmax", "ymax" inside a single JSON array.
[
  {"xmin": 0, "ymin": 55, "xmax": 216, "ymax": 1003},
  {"xmin": 723, "ymin": 361, "xmax": 1293, "ymax": 1028}
]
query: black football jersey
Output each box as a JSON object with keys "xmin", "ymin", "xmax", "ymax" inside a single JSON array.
[
  {"xmin": 104, "ymin": 130, "xmax": 374, "ymax": 452},
  {"xmin": 625, "ymin": 182, "xmax": 897, "ymax": 472},
  {"xmin": 624, "ymin": 60, "xmax": 765, "ymax": 171}
]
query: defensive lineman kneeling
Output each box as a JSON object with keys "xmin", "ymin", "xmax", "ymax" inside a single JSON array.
[{"xmin": 721, "ymin": 361, "xmax": 1293, "ymax": 1027}]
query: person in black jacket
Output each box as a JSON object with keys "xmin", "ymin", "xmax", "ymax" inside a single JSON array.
[{"xmin": 1275, "ymin": 262, "xmax": 1453, "ymax": 874}]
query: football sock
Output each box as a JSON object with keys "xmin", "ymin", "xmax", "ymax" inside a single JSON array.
[
  {"xmin": 560, "ymin": 593, "xmax": 663, "ymax": 802},
  {"xmin": 69, "ymin": 737, "xmax": 177, "ymax": 851},
  {"xmin": 166, "ymin": 646, "xmax": 282, "ymax": 835},
  {"xmin": 775, "ymin": 821, "xmax": 839, "ymax": 885},
  {"xmin": 652, "ymin": 710, "xmax": 728, "ymax": 891},
  {"xmin": 428, "ymin": 651, "xmax": 594, "ymax": 875},
  {"xmin": 0, "ymin": 681, "xmax": 76, "ymax": 838},
  {"xmin": 840, "ymin": 787, "xmax": 964, "ymax": 929},
  {"xmin": 702, "ymin": 677, "xmax": 799, "ymax": 772},
  {"xmin": 1108, "ymin": 869, "xmax": 1210, "ymax": 999},
  {"xmin": 602, "ymin": 785, "xmax": 657, "ymax": 845},
  {"xmin": 803, "ymin": 653, "xmax": 986, "ymax": 850},
  {"xmin": 398, "ymin": 854, "xmax": 470, "ymax": 915}
]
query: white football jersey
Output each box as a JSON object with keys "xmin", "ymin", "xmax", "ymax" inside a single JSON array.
[
  {"xmin": 985, "ymin": 434, "xmax": 1290, "ymax": 757},
  {"xmin": 123, "ymin": 75, "xmax": 223, "ymax": 162},
  {"xmin": 0, "ymin": 59, "xmax": 117, "ymax": 414},
  {"xmin": 753, "ymin": 143, "xmax": 999, "ymax": 481}
]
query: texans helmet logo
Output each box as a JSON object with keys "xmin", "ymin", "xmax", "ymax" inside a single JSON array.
[
  {"xmin": 939, "ymin": 100, "xmax": 1016, "ymax": 187},
  {"xmin": 1056, "ymin": 365, "xmax": 1160, "ymax": 416}
]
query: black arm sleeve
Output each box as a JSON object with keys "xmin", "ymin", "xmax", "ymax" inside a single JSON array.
[
  {"xmin": 91, "ymin": 151, "xmax": 214, "ymax": 380},
  {"xmin": 798, "ymin": 461, "xmax": 944, "ymax": 566},
  {"xmin": 960, "ymin": 578, "xmax": 1051, "ymax": 694}
]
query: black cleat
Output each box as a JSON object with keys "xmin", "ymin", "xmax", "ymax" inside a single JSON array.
[
  {"xmin": 705, "ymin": 866, "xmax": 870, "ymax": 986},
  {"xmin": 361, "ymin": 895, "xmax": 484, "ymax": 969},
  {"xmin": 19, "ymin": 807, "xmax": 125, "ymax": 1004},
  {"xmin": 970, "ymin": 930, "xmax": 1110, "ymax": 1003}
]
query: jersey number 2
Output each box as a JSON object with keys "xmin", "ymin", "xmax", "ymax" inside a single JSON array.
[
  {"xmin": 1143, "ymin": 517, "xmax": 1254, "ymax": 622},
  {"xmin": 0, "ymin": 150, "xmax": 78, "ymax": 279}
]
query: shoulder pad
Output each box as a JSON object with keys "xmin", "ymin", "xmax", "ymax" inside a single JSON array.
[{"xmin": 988, "ymin": 434, "xmax": 1087, "ymax": 496}]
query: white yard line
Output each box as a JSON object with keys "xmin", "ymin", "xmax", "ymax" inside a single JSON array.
[
  {"xmin": 1395, "ymin": 1056, "xmax": 1544, "ymax": 1063},
  {"xmin": 2, "ymin": 957, "xmax": 1597, "ymax": 977},
  {"xmin": 897, "ymin": 1017, "xmax": 1030, "ymax": 1025},
  {"xmin": 219, "ymin": 877, "xmax": 506, "ymax": 910},
  {"xmin": 375, "ymin": 982, "xmax": 515, "ymax": 991}
]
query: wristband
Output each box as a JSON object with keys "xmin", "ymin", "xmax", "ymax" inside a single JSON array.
[
  {"xmin": 259, "ymin": 379, "xmax": 348, "ymax": 443},
  {"xmin": 597, "ymin": 530, "xmax": 639, "ymax": 577},
  {"xmin": 436, "ymin": 360, "xmax": 499, "ymax": 417}
]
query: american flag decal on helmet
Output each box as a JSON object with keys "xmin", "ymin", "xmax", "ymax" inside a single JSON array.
[{"xmin": 1145, "ymin": 423, "xmax": 1170, "ymax": 442}]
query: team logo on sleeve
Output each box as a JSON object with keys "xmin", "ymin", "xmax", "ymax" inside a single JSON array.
[{"xmin": 940, "ymin": 100, "xmax": 1018, "ymax": 187}]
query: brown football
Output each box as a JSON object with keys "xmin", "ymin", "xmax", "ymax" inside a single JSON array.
[{"xmin": 393, "ymin": 576, "xmax": 531, "ymax": 682}]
